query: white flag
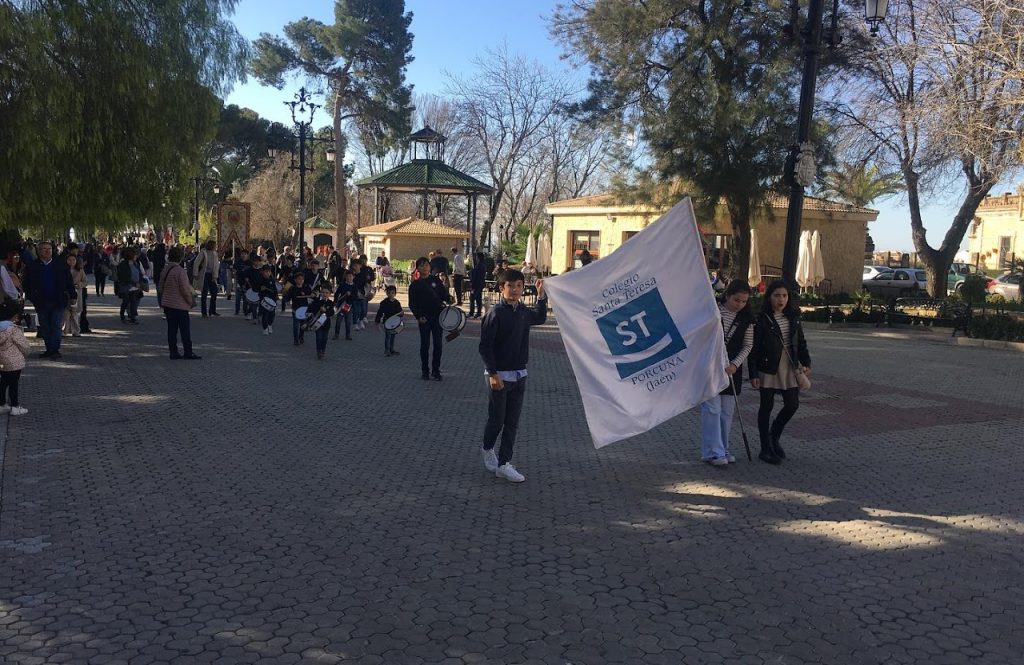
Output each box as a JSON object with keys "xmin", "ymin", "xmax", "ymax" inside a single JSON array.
[{"xmin": 545, "ymin": 198, "xmax": 728, "ymax": 448}]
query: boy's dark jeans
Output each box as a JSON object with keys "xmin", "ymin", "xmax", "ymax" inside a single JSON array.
[
  {"xmin": 483, "ymin": 378, "xmax": 527, "ymax": 466},
  {"xmin": 334, "ymin": 310, "xmax": 352, "ymax": 337},
  {"xmin": 260, "ymin": 307, "xmax": 275, "ymax": 329},
  {"xmin": 384, "ymin": 330, "xmax": 396, "ymax": 353},
  {"xmin": 315, "ymin": 326, "xmax": 329, "ymax": 352},
  {"xmin": 292, "ymin": 315, "xmax": 305, "ymax": 343},
  {"xmin": 418, "ymin": 318, "xmax": 443, "ymax": 374}
]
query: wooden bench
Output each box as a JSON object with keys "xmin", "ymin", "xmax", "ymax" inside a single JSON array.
[{"xmin": 890, "ymin": 297, "xmax": 972, "ymax": 337}]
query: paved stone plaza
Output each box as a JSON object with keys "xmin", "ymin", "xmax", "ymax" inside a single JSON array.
[{"xmin": 1, "ymin": 294, "xmax": 1022, "ymax": 664}]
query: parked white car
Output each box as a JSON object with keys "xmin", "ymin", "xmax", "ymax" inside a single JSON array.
[
  {"xmin": 863, "ymin": 265, "xmax": 893, "ymax": 281},
  {"xmin": 986, "ymin": 273, "xmax": 1021, "ymax": 302},
  {"xmin": 863, "ymin": 268, "xmax": 928, "ymax": 298}
]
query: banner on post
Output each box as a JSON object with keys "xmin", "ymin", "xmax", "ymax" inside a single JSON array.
[{"xmin": 544, "ymin": 198, "xmax": 728, "ymax": 448}]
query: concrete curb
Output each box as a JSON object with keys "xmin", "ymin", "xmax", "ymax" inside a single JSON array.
[{"xmin": 951, "ymin": 336, "xmax": 1024, "ymax": 353}]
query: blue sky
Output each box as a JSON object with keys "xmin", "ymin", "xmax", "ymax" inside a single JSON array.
[{"xmin": 223, "ymin": 0, "xmax": 980, "ymax": 253}]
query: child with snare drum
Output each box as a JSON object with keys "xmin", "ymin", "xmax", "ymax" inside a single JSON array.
[
  {"xmin": 306, "ymin": 283, "xmax": 336, "ymax": 360},
  {"xmin": 374, "ymin": 285, "xmax": 404, "ymax": 357},
  {"xmin": 286, "ymin": 272, "xmax": 313, "ymax": 346}
]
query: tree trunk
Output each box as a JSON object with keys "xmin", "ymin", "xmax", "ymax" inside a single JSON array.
[
  {"xmin": 333, "ymin": 92, "xmax": 348, "ymax": 240},
  {"xmin": 479, "ymin": 187, "xmax": 503, "ymax": 250},
  {"xmin": 725, "ymin": 198, "xmax": 751, "ymax": 284},
  {"xmin": 905, "ymin": 161, "xmax": 995, "ymax": 298}
]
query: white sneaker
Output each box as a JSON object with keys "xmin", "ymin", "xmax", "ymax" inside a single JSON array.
[
  {"xmin": 10, "ymin": 406, "xmax": 28, "ymax": 416},
  {"xmin": 482, "ymin": 448, "xmax": 499, "ymax": 472},
  {"xmin": 495, "ymin": 463, "xmax": 525, "ymax": 483},
  {"xmin": 0, "ymin": 405, "xmax": 10, "ymax": 414},
  {"xmin": 703, "ymin": 457, "xmax": 729, "ymax": 467},
  {"xmin": 726, "ymin": 453, "xmax": 737, "ymax": 464},
  {"xmin": 268, "ymin": 325, "xmax": 273, "ymax": 334},
  {"xmin": 263, "ymin": 329, "xmax": 270, "ymax": 335}
]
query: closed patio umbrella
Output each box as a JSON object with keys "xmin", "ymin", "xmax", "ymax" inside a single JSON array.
[
  {"xmin": 748, "ymin": 228, "xmax": 762, "ymax": 287},
  {"xmin": 796, "ymin": 230, "xmax": 814, "ymax": 287},
  {"xmin": 537, "ymin": 232, "xmax": 552, "ymax": 274},
  {"xmin": 525, "ymin": 231, "xmax": 537, "ymax": 267},
  {"xmin": 810, "ymin": 230, "xmax": 825, "ymax": 287}
]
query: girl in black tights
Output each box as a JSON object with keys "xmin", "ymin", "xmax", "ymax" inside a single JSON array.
[{"xmin": 748, "ymin": 280, "xmax": 811, "ymax": 464}]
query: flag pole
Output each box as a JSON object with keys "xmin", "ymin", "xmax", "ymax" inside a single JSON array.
[{"xmin": 730, "ymin": 378, "xmax": 752, "ymax": 462}]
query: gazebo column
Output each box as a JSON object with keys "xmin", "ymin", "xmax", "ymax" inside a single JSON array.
[
  {"xmin": 355, "ymin": 188, "xmax": 361, "ymax": 238},
  {"xmin": 374, "ymin": 187, "xmax": 380, "ymax": 225}
]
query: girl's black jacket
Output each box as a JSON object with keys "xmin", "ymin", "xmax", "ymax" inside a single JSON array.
[{"xmin": 748, "ymin": 312, "xmax": 811, "ymax": 380}]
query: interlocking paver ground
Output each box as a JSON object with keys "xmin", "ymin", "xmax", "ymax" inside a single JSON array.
[{"xmin": 1, "ymin": 293, "xmax": 1022, "ymax": 664}]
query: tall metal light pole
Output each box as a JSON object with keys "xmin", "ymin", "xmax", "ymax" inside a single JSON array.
[
  {"xmin": 271, "ymin": 87, "xmax": 336, "ymax": 267},
  {"xmin": 781, "ymin": 0, "xmax": 889, "ymax": 284}
]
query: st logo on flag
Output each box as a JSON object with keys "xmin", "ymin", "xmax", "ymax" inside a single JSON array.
[{"xmin": 596, "ymin": 289, "xmax": 687, "ymax": 379}]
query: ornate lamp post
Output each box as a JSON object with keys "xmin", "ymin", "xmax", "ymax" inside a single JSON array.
[
  {"xmin": 780, "ymin": 0, "xmax": 889, "ymax": 283},
  {"xmin": 271, "ymin": 87, "xmax": 336, "ymax": 267},
  {"xmin": 191, "ymin": 176, "xmax": 221, "ymax": 247}
]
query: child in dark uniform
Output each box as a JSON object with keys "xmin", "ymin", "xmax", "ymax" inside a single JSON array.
[
  {"xmin": 374, "ymin": 285, "xmax": 404, "ymax": 357},
  {"xmin": 257, "ymin": 264, "xmax": 277, "ymax": 335},
  {"xmin": 287, "ymin": 272, "xmax": 313, "ymax": 346},
  {"xmin": 307, "ymin": 283, "xmax": 336, "ymax": 360},
  {"xmin": 333, "ymin": 270, "xmax": 358, "ymax": 341}
]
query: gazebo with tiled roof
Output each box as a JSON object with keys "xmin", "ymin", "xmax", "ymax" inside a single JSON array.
[{"xmin": 355, "ymin": 127, "xmax": 493, "ymax": 252}]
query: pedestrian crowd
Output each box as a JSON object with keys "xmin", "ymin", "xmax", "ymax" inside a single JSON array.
[{"xmin": 1, "ymin": 234, "xmax": 811, "ymax": 478}]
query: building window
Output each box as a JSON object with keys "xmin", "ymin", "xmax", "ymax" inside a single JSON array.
[
  {"xmin": 571, "ymin": 230, "xmax": 600, "ymax": 255},
  {"xmin": 622, "ymin": 231, "xmax": 639, "ymax": 244}
]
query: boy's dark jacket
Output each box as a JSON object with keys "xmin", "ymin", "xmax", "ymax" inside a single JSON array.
[
  {"xmin": 308, "ymin": 297, "xmax": 335, "ymax": 322},
  {"xmin": 375, "ymin": 297, "xmax": 403, "ymax": 323},
  {"xmin": 408, "ymin": 275, "xmax": 452, "ymax": 319},
  {"xmin": 478, "ymin": 297, "xmax": 547, "ymax": 374},
  {"xmin": 288, "ymin": 284, "xmax": 313, "ymax": 309}
]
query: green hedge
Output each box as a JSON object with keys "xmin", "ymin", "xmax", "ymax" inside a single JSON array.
[{"xmin": 968, "ymin": 314, "xmax": 1024, "ymax": 342}]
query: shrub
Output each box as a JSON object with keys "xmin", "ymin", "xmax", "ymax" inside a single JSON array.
[
  {"xmin": 960, "ymin": 275, "xmax": 989, "ymax": 304},
  {"xmin": 969, "ymin": 314, "xmax": 1024, "ymax": 342}
]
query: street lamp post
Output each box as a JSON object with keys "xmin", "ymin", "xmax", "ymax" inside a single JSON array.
[
  {"xmin": 273, "ymin": 88, "xmax": 336, "ymax": 267},
  {"xmin": 192, "ymin": 176, "xmax": 221, "ymax": 248},
  {"xmin": 780, "ymin": 0, "xmax": 888, "ymax": 284}
]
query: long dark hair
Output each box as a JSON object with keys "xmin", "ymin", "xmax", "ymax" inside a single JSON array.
[
  {"xmin": 722, "ymin": 279, "xmax": 753, "ymax": 318},
  {"xmin": 760, "ymin": 279, "xmax": 800, "ymax": 319}
]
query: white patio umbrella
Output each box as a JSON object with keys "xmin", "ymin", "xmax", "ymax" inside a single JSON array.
[
  {"xmin": 525, "ymin": 231, "xmax": 537, "ymax": 267},
  {"xmin": 748, "ymin": 228, "xmax": 762, "ymax": 286},
  {"xmin": 810, "ymin": 230, "xmax": 826, "ymax": 287},
  {"xmin": 537, "ymin": 232, "xmax": 552, "ymax": 274},
  {"xmin": 796, "ymin": 230, "xmax": 814, "ymax": 287}
]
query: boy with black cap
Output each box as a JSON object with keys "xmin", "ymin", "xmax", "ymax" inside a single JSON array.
[{"xmin": 306, "ymin": 282, "xmax": 336, "ymax": 360}]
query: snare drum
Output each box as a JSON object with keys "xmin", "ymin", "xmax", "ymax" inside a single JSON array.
[
  {"xmin": 294, "ymin": 305, "xmax": 308, "ymax": 321},
  {"xmin": 439, "ymin": 306, "xmax": 467, "ymax": 333},
  {"xmin": 384, "ymin": 314, "xmax": 404, "ymax": 334},
  {"xmin": 260, "ymin": 296, "xmax": 277, "ymax": 312},
  {"xmin": 309, "ymin": 313, "xmax": 327, "ymax": 331},
  {"xmin": 244, "ymin": 289, "xmax": 260, "ymax": 305}
]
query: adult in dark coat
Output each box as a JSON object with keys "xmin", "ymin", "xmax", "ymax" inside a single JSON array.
[
  {"xmin": 468, "ymin": 252, "xmax": 487, "ymax": 319},
  {"xmin": 21, "ymin": 241, "xmax": 76, "ymax": 359}
]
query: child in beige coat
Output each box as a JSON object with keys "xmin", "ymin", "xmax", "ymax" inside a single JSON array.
[{"xmin": 0, "ymin": 300, "xmax": 30, "ymax": 415}]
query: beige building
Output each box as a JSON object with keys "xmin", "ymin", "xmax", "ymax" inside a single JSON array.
[
  {"xmin": 969, "ymin": 190, "xmax": 1023, "ymax": 270},
  {"xmin": 359, "ymin": 217, "xmax": 468, "ymax": 264},
  {"xmin": 302, "ymin": 216, "xmax": 339, "ymax": 253},
  {"xmin": 545, "ymin": 193, "xmax": 879, "ymax": 295}
]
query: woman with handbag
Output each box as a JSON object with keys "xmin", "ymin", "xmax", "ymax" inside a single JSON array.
[{"xmin": 749, "ymin": 280, "xmax": 811, "ymax": 465}]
